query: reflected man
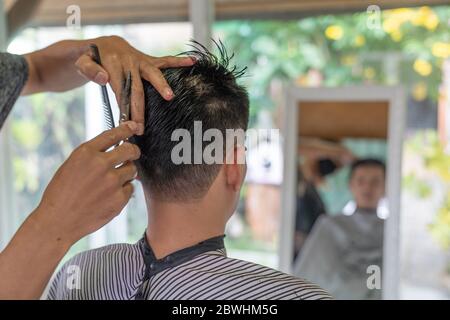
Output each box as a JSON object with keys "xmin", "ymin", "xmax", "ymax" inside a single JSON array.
[{"xmin": 293, "ymin": 158, "xmax": 385, "ymax": 300}]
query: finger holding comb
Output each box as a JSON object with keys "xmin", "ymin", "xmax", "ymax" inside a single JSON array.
[{"xmin": 89, "ymin": 44, "xmax": 115, "ymax": 130}]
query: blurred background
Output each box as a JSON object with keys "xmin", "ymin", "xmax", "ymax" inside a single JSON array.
[{"xmin": 0, "ymin": 0, "xmax": 449, "ymax": 299}]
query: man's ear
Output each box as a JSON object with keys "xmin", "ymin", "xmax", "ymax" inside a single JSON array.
[{"xmin": 224, "ymin": 145, "xmax": 246, "ymax": 192}]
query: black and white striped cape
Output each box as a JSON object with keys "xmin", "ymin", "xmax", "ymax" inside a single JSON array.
[{"xmin": 47, "ymin": 234, "xmax": 332, "ymax": 300}]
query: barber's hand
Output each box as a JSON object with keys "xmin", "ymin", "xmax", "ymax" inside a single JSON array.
[
  {"xmin": 75, "ymin": 36, "xmax": 195, "ymax": 134},
  {"xmin": 33, "ymin": 121, "xmax": 141, "ymax": 246}
]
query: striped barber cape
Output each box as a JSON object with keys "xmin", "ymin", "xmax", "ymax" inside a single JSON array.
[{"xmin": 47, "ymin": 233, "xmax": 331, "ymax": 300}]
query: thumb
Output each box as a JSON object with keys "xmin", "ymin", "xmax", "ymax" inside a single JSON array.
[{"xmin": 75, "ymin": 53, "xmax": 109, "ymax": 85}]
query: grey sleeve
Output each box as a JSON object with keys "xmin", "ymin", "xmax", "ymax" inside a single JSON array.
[{"xmin": 0, "ymin": 52, "xmax": 29, "ymax": 130}]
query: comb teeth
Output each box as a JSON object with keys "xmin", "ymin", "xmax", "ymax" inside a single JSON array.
[
  {"xmin": 103, "ymin": 103, "xmax": 114, "ymax": 129},
  {"xmin": 100, "ymin": 86, "xmax": 115, "ymax": 129},
  {"xmin": 89, "ymin": 43, "xmax": 116, "ymax": 130}
]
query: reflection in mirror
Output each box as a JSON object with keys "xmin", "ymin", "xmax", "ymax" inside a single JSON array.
[
  {"xmin": 280, "ymin": 87, "xmax": 406, "ymax": 299},
  {"xmin": 291, "ymin": 100, "xmax": 389, "ymax": 300},
  {"xmin": 293, "ymin": 138, "xmax": 387, "ymax": 299}
]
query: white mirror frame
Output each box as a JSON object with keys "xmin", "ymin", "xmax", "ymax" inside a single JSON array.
[{"xmin": 278, "ymin": 85, "xmax": 406, "ymax": 300}]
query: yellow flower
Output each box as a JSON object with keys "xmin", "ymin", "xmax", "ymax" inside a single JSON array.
[
  {"xmin": 383, "ymin": 18, "xmax": 399, "ymax": 33},
  {"xmin": 412, "ymin": 7, "xmax": 426, "ymax": 26},
  {"xmin": 363, "ymin": 67, "xmax": 376, "ymax": 79},
  {"xmin": 354, "ymin": 35, "xmax": 365, "ymax": 47},
  {"xmin": 431, "ymin": 42, "xmax": 450, "ymax": 58},
  {"xmin": 413, "ymin": 59, "xmax": 432, "ymax": 77},
  {"xmin": 341, "ymin": 55, "xmax": 357, "ymax": 65},
  {"xmin": 412, "ymin": 82, "xmax": 427, "ymax": 101},
  {"xmin": 387, "ymin": 8, "xmax": 413, "ymax": 22},
  {"xmin": 424, "ymin": 14, "xmax": 439, "ymax": 30},
  {"xmin": 412, "ymin": 6, "xmax": 439, "ymax": 30},
  {"xmin": 383, "ymin": 8, "xmax": 412, "ymax": 31},
  {"xmin": 325, "ymin": 25, "xmax": 343, "ymax": 40},
  {"xmin": 390, "ymin": 30, "xmax": 403, "ymax": 42}
]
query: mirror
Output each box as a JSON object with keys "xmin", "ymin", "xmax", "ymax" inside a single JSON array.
[{"xmin": 279, "ymin": 86, "xmax": 405, "ymax": 300}]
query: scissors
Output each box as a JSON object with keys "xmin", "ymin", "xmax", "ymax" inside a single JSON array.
[
  {"xmin": 90, "ymin": 43, "xmax": 132, "ymax": 128},
  {"xmin": 120, "ymin": 71, "xmax": 132, "ymax": 125},
  {"xmin": 90, "ymin": 44, "xmax": 133, "ymax": 146}
]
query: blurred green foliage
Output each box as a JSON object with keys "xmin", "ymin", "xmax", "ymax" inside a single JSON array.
[
  {"xmin": 11, "ymin": 88, "xmax": 85, "ymax": 220},
  {"xmin": 403, "ymin": 173, "xmax": 433, "ymax": 198},
  {"xmin": 214, "ymin": 6, "xmax": 450, "ymax": 126},
  {"xmin": 406, "ymin": 130, "xmax": 450, "ymax": 249},
  {"xmin": 430, "ymin": 195, "xmax": 450, "ymax": 249}
]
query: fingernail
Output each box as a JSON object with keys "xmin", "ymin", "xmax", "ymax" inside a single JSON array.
[
  {"xmin": 165, "ymin": 88, "xmax": 174, "ymax": 99},
  {"xmin": 94, "ymin": 72, "xmax": 108, "ymax": 84},
  {"xmin": 125, "ymin": 121, "xmax": 139, "ymax": 133},
  {"xmin": 134, "ymin": 145, "xmax": 141, "ymax": 158},
  {"xmin": 137, "ymin": 123, "xmax": 145, "ymax": 136},
  {"xmin": 189, "ymin": 56, "xmax": 197, "ymax": 63}
]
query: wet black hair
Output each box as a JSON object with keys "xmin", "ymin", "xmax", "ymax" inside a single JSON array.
[{"xmin": 134, "ymin": 40, "xmax": 249, "ymax": 201}]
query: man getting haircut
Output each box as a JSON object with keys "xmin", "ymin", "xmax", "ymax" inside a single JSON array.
[
  {"xmin": 47, "ymin": 41, "xmax": 331, "ymax": 300},
  {"xmin": 293, "ymin": 158, "xmax": 386, "ymax": 299}
]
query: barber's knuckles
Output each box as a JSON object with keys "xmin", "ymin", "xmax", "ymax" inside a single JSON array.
[
  {"xmin": 120, "ymin": 142, "xmax": 141, "ymax": 159},
  {"xmin": 69, "ymin": 143, "xmax": 135, "ymax": 178},
  {"xmin": 117, "ymin": 162, "xmax": 138, "ymax": 183},
  {"xmin": 95, "ymin": 125, "xmax": 136, "ymax": 149},
  {"xmin": 152, "ymin": 55, "xmax": 182, "ymax": 69}
]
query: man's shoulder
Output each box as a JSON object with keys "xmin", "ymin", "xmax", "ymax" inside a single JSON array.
[
  {"xmin": 201, "ymin": 255, "xmax": 332, "ymax": 300},
  {"xmin": 316, "ymin": 213, "xmax": 352, "ymax": 232},
  {"xmin": 46, "ymin": 242, "xmax": 144, "ymax": 300},
  {"xmin": 68, "ymin": 242, "xmax": 141, "ymax": 264},
  {"xmin": 58, "ymin": 242, "xmax": 144, "ymax": 278}
]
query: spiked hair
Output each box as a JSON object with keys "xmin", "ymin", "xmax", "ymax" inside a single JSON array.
[{"xmin": 134, "ymin": 40, "xmax": 249, "ymax": 201}]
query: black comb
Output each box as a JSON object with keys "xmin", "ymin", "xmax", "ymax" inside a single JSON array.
[{"xmin": 89, "ymin": 44, "xmax": 115, "ymax": 129}]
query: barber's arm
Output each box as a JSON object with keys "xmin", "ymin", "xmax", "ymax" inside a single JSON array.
[
  {"xmin": 21, "ymin": 35, "xmax": 195, "ymax": 133},
  {"xmin": 0, "ymin": 122, "xmax": 141, "ymax": 299},
  {"xmin": 0, "ymin": 36, "xmax": 190, "ymax": 299}
]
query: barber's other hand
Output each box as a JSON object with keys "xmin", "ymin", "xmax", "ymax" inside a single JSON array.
[
  {"xmin": 75, "ymin": 36, "xmax": 195, "ymax": 134},
  {"xmin": 33, "ymin": 122, "xmax": 141, "ymax": 246}
]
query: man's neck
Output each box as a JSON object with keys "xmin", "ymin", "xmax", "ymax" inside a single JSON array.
[{"xmin": 144, "ymin": 194, "xmax": 227, "ymax": 260}]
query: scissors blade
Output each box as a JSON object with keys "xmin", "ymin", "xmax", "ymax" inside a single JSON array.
[{"xmin": 120, "ymin": 71, "xmax": 132, "ymax": 124}]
